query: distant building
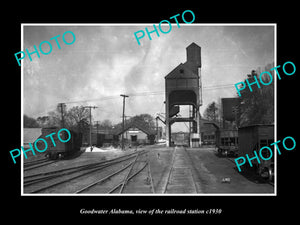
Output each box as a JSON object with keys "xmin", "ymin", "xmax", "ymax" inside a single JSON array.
[
  {"xmin": 200, "ymin": 119, "xmax": 219, "ymax": 145},
  {"xmin": 115, "ymin": 121, "xmax": 156, "ymax": 145},
  {"xmin": 170, "ymin": 119, "xmax": 220, "ymax": 147},
  {"xmin": 171, "ymin": 131, "xmax": 189, "ymax": 146},
  {"xmin": 82, "ymin": 128, "xmax": 117, "ymax": 147}
]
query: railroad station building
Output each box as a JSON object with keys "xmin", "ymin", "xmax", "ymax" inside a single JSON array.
[{"xmin": 115, "ymin": 121, "xmax": 156, "ymax": 145}]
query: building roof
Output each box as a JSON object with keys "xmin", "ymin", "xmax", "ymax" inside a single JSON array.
[
  {"xmin": 200, "ymin": 118, "xmax": 220, "ymax": 130},
  {"xmin": 23, "ymin": 128, "xmax": 42, "ymax": 144},
  {"xmin": 186, "ymin": 42, "xmax": 200, "ymax": 50},
  {"xmin": 114, "ymin": 121, "xmax": 156, "ymax": 136},
  {"xmin": 165, "ymin": 62, "xmax": 198, "ymax": 79}
]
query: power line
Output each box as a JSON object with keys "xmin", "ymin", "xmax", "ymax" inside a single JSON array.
[
  {"xmin": 61, "ymin": 84, "xmax": 235, "ymax": 105},
  {"xmin": 28, "ymin": 84, "xmax": 235, "ymax": 119},
  {"xmin": 65, "ymin": 95, "xmax": 120, "ymax": 104}
]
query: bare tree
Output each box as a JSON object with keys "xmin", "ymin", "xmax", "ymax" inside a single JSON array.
[
  {"xmin": 203, "ymin": 101, "xmax": 219, "ymax": 122},
  {"xmin": 237, "ymin": 69, "xmax": 274, "ymax": 126},
  {"xmin": 65, "ymin": 106, "xmax": 89, "ymax": 133}
]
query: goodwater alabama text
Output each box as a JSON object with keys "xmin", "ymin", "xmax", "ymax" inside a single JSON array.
[{"xmin": 80, "ymin": 208, "xmax": 222, "ymax": 215}]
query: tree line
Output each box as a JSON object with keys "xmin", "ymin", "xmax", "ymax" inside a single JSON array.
[
  {"xmin": 24, "ymin": 106, "xmax": 156, "ymax": 133},
  {"xmin": 203, "ymin": 68, "xmax": 274, "ymax": 128}
]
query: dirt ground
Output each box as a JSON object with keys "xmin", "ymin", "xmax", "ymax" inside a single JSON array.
[
  {"xmin": 185, "ymin": 147, "xmax": 274, "ymax": 193},
  {"xmin": 148, "ymin": 146, "xmax": 274, "ymax": 194}
]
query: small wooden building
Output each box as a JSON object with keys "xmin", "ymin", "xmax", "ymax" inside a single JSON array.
[{"xmin": 115, "ymin": 122, "xmax": 156, "ymax": 145}]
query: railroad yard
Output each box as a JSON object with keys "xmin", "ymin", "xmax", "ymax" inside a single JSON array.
[
  {"xmin": 21, "ymin": 40, "xmax": 276, "ymax": 195},
  {"xmin": 23, "ymin": 145, "xmax": 274, "ymax": 194}
]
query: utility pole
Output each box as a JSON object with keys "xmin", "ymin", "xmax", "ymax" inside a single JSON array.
[
  {"xmin": 95, "ymin": 121, "xmax": 100, "ymax": 146},
  {"xmin": 120, "ymin": 115, "xmax": 131, "ymax": 140},
  {"xmin": 83, "ymin": 106, "xmax": 98, "ymax": 150},
  {"xmin": 156, "ymin": 116, "xmax": 159, "ymax": 142},
  {"xmin": 120, "ymin": 94, "xmax": 129, "ymax": 150},
  {"xmin": 58, "ymin": 103, "xmax": 66, "ymax": 128}
]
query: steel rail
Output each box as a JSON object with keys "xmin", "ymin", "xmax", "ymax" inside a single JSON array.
[
  {"xmin": 118, "ymin": 153, "xmax": 141, "ymax": 193},
  {"xmin": 74, "ymin": 161, "xmax": 134, "ymax": 194},
  {"xmin": 29, "ymin": 161, "xmax": 125, "ymax": 193},
  {"xmin": 24, "ymin": 161, "xmax": 57, "ymax": 171},
  {"xmin": 162, "ymin": 147, "xmax": 177, "ymax": 193},
  {"xmin": 147, "ymin": 161, "xmax": 155, "ymax": 194},
  {"xmin": 24, "ymin": 155, "xmax": 137, "ymax": 186},
  {"xmin": 29, "ymin": 150, "xmax": 148, "ymax": 193},
  {"xmin": 24, "ymin": 158, "xmax": 49, "ymax": 167},
  {"xmin": 24, "ymin": 149, "xmax": 147, "ymax": 180},
  {"xmin": 184, "ymin": 148, "xmax": 201, "ymax": 193},
  {"xmin": 108, "ymin": 162, "xmax": 148, "ymax": 194}
]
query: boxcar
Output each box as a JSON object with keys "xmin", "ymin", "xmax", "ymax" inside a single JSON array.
[
  {"xmin": 41, "ymin": 127, "xmax": 82, "ymax": 159},
  {"xmin": 238, "ymin": 124, "xmax": 274, "ymax": 180},
  {"xmin": 216, "ymin": 129, "xmax": 238, "ymax": 156}
]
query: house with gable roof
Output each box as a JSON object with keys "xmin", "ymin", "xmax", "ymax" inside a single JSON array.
[{"xmin": 114, "ymin": 121, "xmax": 156, "ymax": 145}]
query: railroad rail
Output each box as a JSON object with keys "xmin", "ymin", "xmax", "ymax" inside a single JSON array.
[
  {"xmin": 24, "ymin": 158, "xmax": 49, "ymax": 167},
  {"xmin": 24, "ymin": 159, "xmax": 57, "ymax": 171},
  {"xmin": 24, "ymin": 149, "xmax": 155, "ymax": 194},
  {"xmin": 163, "ymin": 146, "xmax": 200, "ymax": 194},
  {"xmin": 75, "ymin": 150, "xmax": 155, "ymax": 194}
]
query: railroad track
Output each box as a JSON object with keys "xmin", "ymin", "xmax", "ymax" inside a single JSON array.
[
  {"xmin": 75, "ymin": 150, "xmax": 155, "ymax": 194},
  {"xmin": 24, "ymin": 158, "xmax": 57, "ymax": 171},
  {"xmin": 163, "ymin": 146, "xmax": 200, "ymax": 194},
  {"xmin": 24, "ymin": 158, "xmax": 49, "ymax": 167},
  {"xmin": 24, "ymin": 149, "xmax": 155, "ymax": 194}
]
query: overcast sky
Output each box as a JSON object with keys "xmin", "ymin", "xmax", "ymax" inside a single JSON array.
[{"xmin": 23, "ymin": 24, "xmax": 275, "ymax": 131}]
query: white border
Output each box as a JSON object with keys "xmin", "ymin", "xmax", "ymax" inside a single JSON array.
[
  {"xmin": 21, "ymin": 24, "xmax": 24, "ymax": 195},
  {"xmin": 21, "ymin": 23, "xmax": 277, "ymax": 196}
]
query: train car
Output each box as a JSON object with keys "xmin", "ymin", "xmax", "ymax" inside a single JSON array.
[
  {"xmin": 238, "ymin": 124, "xmax": 274, "ymax": 180},
  {"xmin": 41, "ymin": 127, "xmax": 82, "ymax": 159},
  {"xmin": 216, "ymin": 129, "xmax": 238, "ymax": 156}
]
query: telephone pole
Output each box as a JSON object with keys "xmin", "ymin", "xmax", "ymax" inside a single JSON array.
[
  {"xmin": 156, "ymin": 116, "xmax": 159, "ymax": 142},
  {"xmin": 95, "ymin": 121, "xmax": 100, "ymax": 146},
  {"xmin": 120, "ymin": 94, "xmax": 129, "ymax": 150},
  {"xmin": 58, "ymin": 103, "xmax": 66, "ymax": 128},
  {"xmin": 83, "ymin": 106, "xmax": 98, "ymax": 150},
  {"xmin": 120, "ymin": 115, "xmax": 131, "ymax": 140}
]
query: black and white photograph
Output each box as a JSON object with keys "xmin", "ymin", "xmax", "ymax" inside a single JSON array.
[
  {"xmin": 4, "ymin": 5, "xmax": 298, "ymax": 220},
  {"xmin": 21, "ymin": 24, "xmax": 276, "ymax": 195}
]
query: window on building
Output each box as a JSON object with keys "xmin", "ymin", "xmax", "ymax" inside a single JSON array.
[{"xmin": 131, "ymin": 135, "xmax": 137, "ymax": 142}]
